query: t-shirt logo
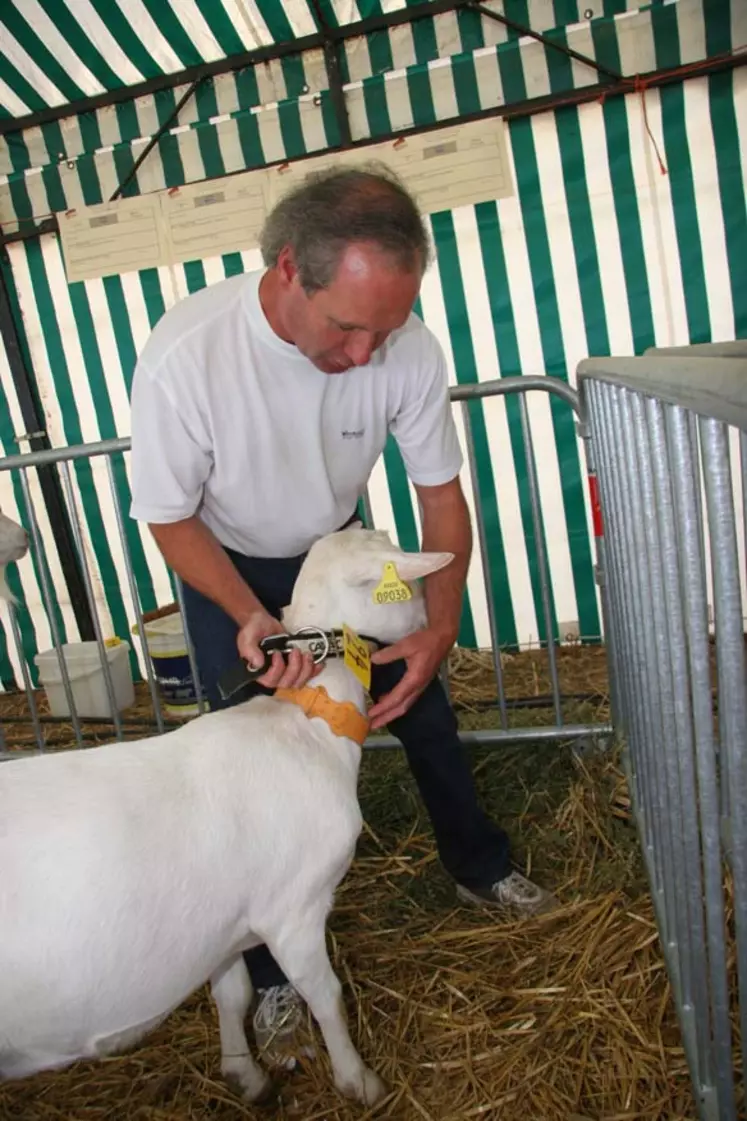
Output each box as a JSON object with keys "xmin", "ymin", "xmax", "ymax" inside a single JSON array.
[{"xmin": 341, "ymin": 428, "xmax": 365, "ymax": 439}]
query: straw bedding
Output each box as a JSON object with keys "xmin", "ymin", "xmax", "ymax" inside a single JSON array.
[{"xmin": 0, "ymin": 646, "xmax": 713, "ymax": 1119}]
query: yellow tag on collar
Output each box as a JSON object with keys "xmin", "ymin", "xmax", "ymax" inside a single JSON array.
[
  {"xmin": 342, "ymin": 623, "xmax": 371, "ymax": 690},
  {"xmin": 373, "ymin": 562, "xmax": 412, "ymax": 606}
]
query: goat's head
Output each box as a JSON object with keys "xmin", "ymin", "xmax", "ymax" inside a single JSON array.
[
  {"xmin": 0, "ymin": 510, "xmax": 29, "ymax": 603},
  {"xmin": 281, "ymin": 524, "xmax": 454, "ymax": 646}
]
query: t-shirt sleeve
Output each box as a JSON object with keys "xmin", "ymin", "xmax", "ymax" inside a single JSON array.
[
  {"xmin": 388, "ymin": 333, "xmax": 463, "ymax": 487},
  {"xmin": 129, "ymin": 360, "xmax": 213, "ymax": 524}
]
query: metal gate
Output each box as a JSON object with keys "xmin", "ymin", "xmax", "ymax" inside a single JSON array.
[
  {"xmin": 0, "ymin": 376, "xmax": 611, "ymax": 755},
  {"xmin": 578, "ymin": 341, "xmax": 747, "ymax": 1121}
]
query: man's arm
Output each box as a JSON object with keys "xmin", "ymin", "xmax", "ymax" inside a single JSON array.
[
  {"xmin": 149, "ymin": 517, "xmax": 317, "ymax": 688},
  {"xmin": 149, "ymin": 517, "xmax": 265, "ymax": 629},
  {"xmin": 368, "ymin": 476, "xmax": 471, "ymax": 729},
  {"xmin": 418, "ymin": 476, "xmax": 472, "ymax": 645}
]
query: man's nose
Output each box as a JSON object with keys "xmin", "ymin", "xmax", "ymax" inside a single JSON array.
[{"xmin": 344, "ymin": 332, "xmax": 378, "ymax": 367}]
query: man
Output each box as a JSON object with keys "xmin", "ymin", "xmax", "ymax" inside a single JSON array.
[{"xmin": 129, "ymin": 163, "xmax": 556, "ymax": 1066}]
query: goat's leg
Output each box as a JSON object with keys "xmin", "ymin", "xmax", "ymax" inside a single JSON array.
[
  {"xmin": 268, "ymin": 926, "xmax": 386, "ymax": 1106},
  {"xmin": 210, "ymin": 955, "xmax": 274, "ymax": 1103}
]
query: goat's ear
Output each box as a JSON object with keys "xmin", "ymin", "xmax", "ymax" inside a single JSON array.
[
  {"xmin": 388, "ymin": 551, "xmax": 455, "ymax": 581},
  {"xmin": 348, "ymin": 549, "xmax": 454, "ymax": 586}
]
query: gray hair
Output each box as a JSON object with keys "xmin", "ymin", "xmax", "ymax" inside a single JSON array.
[{"xmin": 259, "ymin": 161, "xmax": 432, "ymax": 293}]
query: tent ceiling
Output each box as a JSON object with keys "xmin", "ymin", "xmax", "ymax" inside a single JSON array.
[{"xmin": 0, "ymin": 0, "xmax": 454, "ymax": 124}]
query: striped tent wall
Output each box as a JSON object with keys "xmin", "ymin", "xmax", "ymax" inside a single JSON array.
[
  {"xmin": 2, "ymin": 0, "xmax": 732, "ymax": 128},
  {"xmin": 0, "ymin": 61, "xmax": 744, "ymax": 693},
  {"xmin": 0, "ymin": 0, "xmax": 740, "ymax": 230}
]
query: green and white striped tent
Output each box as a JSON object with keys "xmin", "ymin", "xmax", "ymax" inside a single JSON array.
[{"xmin": 0, "ymin": 0, "xmax": 744, "ymax": 691}]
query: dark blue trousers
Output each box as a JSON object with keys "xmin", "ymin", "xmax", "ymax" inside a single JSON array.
[{"xmin": 182, "ymin": 542, "xmax": 511, "ymax": 990}]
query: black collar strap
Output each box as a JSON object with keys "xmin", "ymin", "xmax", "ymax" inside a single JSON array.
[{"xmin": 216, "ymin": 627, "xmax": 383, "ymax": 702}]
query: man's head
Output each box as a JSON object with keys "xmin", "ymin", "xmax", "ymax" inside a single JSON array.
[{"xmin": 259, "ymin": 163, "xmax": 431, "ymax": 374}]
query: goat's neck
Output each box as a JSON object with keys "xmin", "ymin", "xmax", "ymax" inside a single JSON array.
[{"xmin": 310, "ymin": 658, "xmax": 367, "ymax": 714}]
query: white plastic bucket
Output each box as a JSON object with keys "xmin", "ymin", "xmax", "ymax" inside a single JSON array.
[
  {"xmin": 132, "ymin": 608, "xmax": 201, "ymax": 717},
  {"xmin": 34, "ymin": 640, "xmax": 135, "ymax": 720}
]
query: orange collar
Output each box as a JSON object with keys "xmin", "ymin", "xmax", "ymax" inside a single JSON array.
[{"xmin": 274, "ymin": 685, "xmax": 369, "ymax": 746}]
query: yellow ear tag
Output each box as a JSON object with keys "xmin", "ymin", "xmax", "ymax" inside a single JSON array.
[
  {"xmin": 342, "ymin": 624, "xmax": 371, "ymax": 691},
  {"xmin": 104, "ymin": 636, "xmax": 122, "ymax": 648},
  {"xmin": 372, "ymin": 562, "xmax": 412, "ymax": 606}
]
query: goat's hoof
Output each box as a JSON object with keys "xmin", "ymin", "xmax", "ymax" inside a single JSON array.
[
  {"xmin": 224, "ymin": 1061, "xmax": 279, "ymax": 1106},
  {"xmin": 358, "ymin": 1067, "xmax": 383, "ymax": 1103},
  {"xmin": 338, "ymin": 1066, "xmax": 387, "ymax": 1106},
  {"xmin": 362, "ymin": 1068, "xmax": 387, "ymax": 1106},
  {"xmin": 252, "ymin": 1074, "xmax": 283, "ymax": 1110}
]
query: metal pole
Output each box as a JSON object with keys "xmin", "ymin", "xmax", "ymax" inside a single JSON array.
[
  {"xmin": 110, "ymin": 80, "xmax": 204, "ymax": 202},
  {"xmin": 517, "ymin": 395, "xmax": 562, "ymax": 725},
  {"xmin": 59, "ymin": 462, "xmax": 124, "ymax": 739},
  {"xmin": 699, "ymin": 415, "xmax": 747, "ymax": 1060},
  {"xmin": 668, "ymin": 405, "xmax": 736, "ymax": 1118},
  {"xmin": 585, "ymin": 383, "xmax": 634, "ymax": 752},
  {"xmin": 18, "ymin": 467, "xmax": 83, "ymax": 747},
  {"xmin": 7, "ymin": 599, "xmax": 43, "ymax": 751},
  {"xmin": 104, "ymin": 457, "xmax": 165, "ymax": 735},
  {"xmin": 467, "ymin": 0, "xmax": 622, "ymax": 82},
  {"xmin": 461, "ymin": 399, "xmax": 508, "ymax": 731},
  {"xmin": 602, "ymin": 386, "xmax": 665, "ymax": 896},
  {"xmin": 578, "ymin": 388, "xmax": 619, "ymax": 727},
  {"xmin": 639, "ymin": 394, "xmax": 710, "ymax": 1085}
]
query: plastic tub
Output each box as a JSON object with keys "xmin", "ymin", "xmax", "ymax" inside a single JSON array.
[
  {"xmin": 132, "ymin": 607, "xmax": 201, "ymax": 717},
  {"xmin": 34, "ymin": 640, "xmax": 135, "ymax": 719}
]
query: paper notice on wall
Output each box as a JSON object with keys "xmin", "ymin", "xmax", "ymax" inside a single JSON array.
[
  {"xmin": 262, "ymin": 149, "xmax": 335, "ymax": 209},
  {"xmin": 57, "ymin": 115, "xmax": 513, "ymax": 282},
  {"xmin": 58, "ymin": 195, "xmax": 166, "ymax": 283},
  {"xmin": 389, "ymin": 118, "xmax": 513, "ymax": 214},
  {"xmin": 161, "ymin": 172, "xmax": 267, "ymax": 264}
]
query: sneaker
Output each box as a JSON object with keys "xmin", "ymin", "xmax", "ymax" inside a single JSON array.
[
  {"xmin": 252, "ymin": 984, "xmax": 306, "ymax": 1071},
  {"xmin": 456, "ymin": 870, "xmax": 559, "ymax": 916}
]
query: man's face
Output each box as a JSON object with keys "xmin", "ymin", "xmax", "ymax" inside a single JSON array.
[{"xmin": 277, "ymin": 243, "xmax": 421, "ymax": 374}]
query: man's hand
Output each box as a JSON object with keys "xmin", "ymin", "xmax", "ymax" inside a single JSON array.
[
  {"xmin": 237, "ymin": 609, "xmax": 321, "ymax": 690},
  {"xmin": 367, "ymin": 628, "xmax": 453, "ymax": 730}
]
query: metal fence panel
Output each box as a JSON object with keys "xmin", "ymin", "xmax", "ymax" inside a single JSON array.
[
  {"xmin": 580, "ymin": 351, "xmax": 747, "ymax": 1121},
  {"xmin": 0, "ymin": 377, "xmax": 612, "ymax": 755}
]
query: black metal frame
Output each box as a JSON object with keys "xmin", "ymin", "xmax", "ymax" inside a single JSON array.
[
  {"xmin": 0, "ymin": 0, "xmax": 466, "ymax": 137},
  {"xmin": 1, "ymin": 48, "xmax": 742, "ymax": 250},
  {"xmin": 109, "ymin": 79, "xmax": 205, "ymax": 202},
  {"xmin": 466, "ymin": 0, "xmax": 622, "ymax": 82},
  {"xmin": 309, "ymin": 0, "xmax": 353, "ymax": 147},
  {"xmin": 0, "ymin": 258, "xmax": 95, "ymax": 639}
]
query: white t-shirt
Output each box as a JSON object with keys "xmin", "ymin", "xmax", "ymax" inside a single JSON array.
[{"xmin": 129, "ymin": 268, "xmax": 463, "ymax": 558}]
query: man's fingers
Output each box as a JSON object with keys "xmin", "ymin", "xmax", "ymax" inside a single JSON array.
[
  {"xmin": 282, "ymin": 649, "xmax": 316, "ymax": 689},
  {"xmin": 257, "ymin": 650, "xmax": 288, "ymax": 688},
  {"xmin": 368, "ymin": 671, "xmax": 422, "ymax": 728},
  {"xmin": 370, "ymin": 643, "xmax": 407, "ymax": 666},
  {"xmin": 369, "ymin": 692, "xmax": 419, "ymax": 730},
  {"xmin": 260, "ymin": 648, "xmax": 316, "ymax": 690}
]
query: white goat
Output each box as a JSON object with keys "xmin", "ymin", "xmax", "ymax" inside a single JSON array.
[
  {"xmin": 0, "ymin": 508, "xmax": 28, "ymax": 601},
  {"xmin": 0, "ymin": 525, "xmax": 453, "ymax": 1106}
]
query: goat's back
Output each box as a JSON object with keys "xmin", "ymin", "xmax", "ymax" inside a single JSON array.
[{"xmin": 0, "ymin": 698, "xmax": 362, "ymax": 1070}]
